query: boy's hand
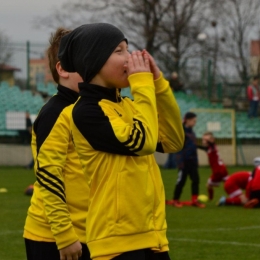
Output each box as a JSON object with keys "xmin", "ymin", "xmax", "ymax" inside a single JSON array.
[
  {"xmin": 127, "ymin": 51, "xmax": 150, "ymax": 76},
  {"xmin": 142, "ymin": 50, "xmax": 160, "ymax": 80},
  {"xmin": 60, "ymin": 240, "xmax": 82, "ymax": 260}
]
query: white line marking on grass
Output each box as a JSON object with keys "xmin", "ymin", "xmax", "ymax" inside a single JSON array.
[
  {"xmin": 169, "ymin": 238, "xmax": 260, "ymax": 248},
  {"xmin": 0, "ymin": 230, "xmax": 23, "ymax": 235},
  {"xmin": 168, "ymin": 225, "xmax": 260, "ymax": 233}
]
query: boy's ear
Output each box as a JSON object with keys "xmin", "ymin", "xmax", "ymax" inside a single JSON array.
[{"xmin": 56, "ymin": 61, "xmax": 69, "ymax": 79}]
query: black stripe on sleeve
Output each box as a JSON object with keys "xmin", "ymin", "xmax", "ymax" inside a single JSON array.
[
  {"xmin": 36, "ymin": 171, "xmax": 65, "ymax": 199},
  {"xmin": 120, "ymin": 119, "xmax": 146, "ymax": 152},
  {"xmin": 38, "ymin": 167, "xmax": 64, "ymax": 188},
  {"xmin": 131, "ymin": 119, "xmax": 146, "ymax": 153},
  {"xmin": 128, "ymin": 128, "xmax": 141, "ymax": 149},
  {"xmin": 122, "ymin": 124, "xmax": 137, "ymax": 146},
  {"xmin": 36, "ymin": 177, "xmax": 66, "ymax": 203},
  {"xmin": 73, "ymin": 99, "xmax": 148, "ymax": 155}
]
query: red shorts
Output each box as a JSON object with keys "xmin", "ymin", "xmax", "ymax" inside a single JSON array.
[
  {"xmin": 208, "ymin": 167, "xmax": 228, "ymax": 186},
  {"xmin": 224, "ymin": 179, "xmax": 243, "ymax": 198}
]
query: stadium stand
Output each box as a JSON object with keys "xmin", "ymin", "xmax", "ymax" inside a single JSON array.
[
  {"xmin": 36, "ymin": 82, "xmax": 56, "ymax": 96},
  {"xmin": 1, "ymin": 82, "xmax": 260, "ymax": 139},
  {"xmin": 0, "ymin": 82, "xmax": 45, "ymax": 136},
  {"xmin": 236, "ymin": 112, "xmax": 260, "ymax": 139},
  {"xmin": 121, "ymin": 88, "xmax": 260, "ymax": 140}
]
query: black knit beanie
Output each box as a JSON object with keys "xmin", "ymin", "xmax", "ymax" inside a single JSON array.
[{"xmin": 58, "ymin": 23, "xmax": 127, "ymax": 82}]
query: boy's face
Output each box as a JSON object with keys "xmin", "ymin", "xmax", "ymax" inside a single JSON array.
[
  {"xmin": 203, "ymin": 134, "xmax": 214, "ymax": 145},
  {"xmin": 91, "ymin": 41, "xmax": 129, "ymax": 88},
  {"xmin": 253, "ymin": 79, "xmax": 259, "ymax": 86},
  {"xmin": 185, "ymin": 117, "xmax": 197, "ymax": 128}
]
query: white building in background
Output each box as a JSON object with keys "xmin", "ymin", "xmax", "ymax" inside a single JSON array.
[
  {"xmin": 250, "ymin": 40, "xmax": 260, "ymax": 76},
  {"xmin": 29, "ymin": 53, "xmax": 55, "ymax": 87}
]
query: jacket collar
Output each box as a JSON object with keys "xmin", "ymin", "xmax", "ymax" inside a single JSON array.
[
  {"xmin": 78, "ymin": 82, "xmax": 121, "ymax": 103},
  {"xmin": 57, "ymin": 85, "xmax": 79, "ymax": 103}
]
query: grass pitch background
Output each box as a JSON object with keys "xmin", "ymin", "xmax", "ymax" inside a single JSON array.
[{"xmin": 0, "ymin": 166, "xmax": 259, "ymax": 260}]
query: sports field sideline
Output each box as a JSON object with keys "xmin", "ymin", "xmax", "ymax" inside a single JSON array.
[{"xmin": 0, "ymin": 166, "xmax": 259, "ymax": 260}]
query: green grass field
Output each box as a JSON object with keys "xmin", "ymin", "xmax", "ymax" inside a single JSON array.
[{"xmin": 0, "ymin": 166, "xmax": 259, "ymax": 260}]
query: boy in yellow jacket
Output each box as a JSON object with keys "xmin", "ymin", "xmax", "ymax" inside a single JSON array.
[
  {"xmin": 58, "ymin": 23, "xmax": 184, "ymax": 260},
  {"xmin": 23, "ymin": 28, "xmax": 90, "ymax": 260}
]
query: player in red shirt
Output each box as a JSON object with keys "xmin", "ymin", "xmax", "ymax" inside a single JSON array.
[
  {"xmin": 244, "ymin": 157, "xmax": 260, "ymax": 208},
  {"xmin": 199, "ymin": 132, "xmax": 228, "ymax": 200},
  {"xmin": 218, "ymin": 157, "xmax": 260, "ymax": 208},
  {"xmin": 217, "ymin": 171, "xmax": 251, "ymax": 206},
  {"xmin": 247, "ymin": 76, "xmax": 260, "ymax": 118}
]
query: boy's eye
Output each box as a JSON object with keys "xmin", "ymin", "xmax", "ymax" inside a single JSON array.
[{"xmin": 115, "ymin": 49, "xmax": 122, "ymax": 52}]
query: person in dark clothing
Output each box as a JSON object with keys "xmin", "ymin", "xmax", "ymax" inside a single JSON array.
[
  {"xmin": 25, "ymin": 111, "xmax": 32, "ymax": 134},
  {"xmin": 168, "ymin": 72, "xmax": 184, "ymax": 92},
  {"xmin": 20, "ymin": 111, "xmax": 32, "ymax": 144},
  {"xmin": 166, "ymin": 112, "xmax": 205, "ymax": 208},
  {"xmin": 24, "ymin": 112, "xmax": 34, "ymax": 169},
  {"xmin": 247, "ymin": 76, "xmax": 260, "ymax": 118}
]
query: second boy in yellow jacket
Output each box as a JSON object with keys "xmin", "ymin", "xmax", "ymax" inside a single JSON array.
[{"xmin": 24, "ymin": 28, "xmax": 90, "ymax": 260}]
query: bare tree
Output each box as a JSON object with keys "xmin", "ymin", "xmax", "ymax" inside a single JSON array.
[
  {"xmin": 0, "ymin": 30, "xmax": 13, "ymax": 65},
  {"xmin": 253, "ymin": 27, "xmax": 260, "ymax": 76},
  {"xmin": 32, "ymin": 0, "xmax": 111, "ymax": 31},
  {"xmin": 35, "ymin": 0, "xmax": 209, "ymax": 81},
  {"xmin": 108, "ymin": 0, "xmax": 171, "ymax": 54},
  {"xmin": 158, "ymin": 0, "xmax": 209, "ymax": 75},
  {"xmin": 211, "ymin": 0, "xmax": 260, "ymax": 83},
  {"xmin": 34, "ymin": 0, "xmax": 170, "ymax": 54},
  {"xmin": 30, "ymin": 0, "xmax": 260, "ymax": 101}
]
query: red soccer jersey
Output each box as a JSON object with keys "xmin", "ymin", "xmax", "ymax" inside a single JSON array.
[
  {"xmin": 247, "ymin": 166, "xmax": 260, "ymax": 192},
  {"xmin": 247, "ymin": 85, "xmax": 260, "ymax": 101},
  {"xmin": 206, "ymin": 142, "xmax": 227, "ymax": 174},
  {"xmin": 225, "ymin": 172, "xmax": 251, "ymax": 190},
  {"xmin": 224, "ymin": 172, "xmax": 251, "ymax": 197}
]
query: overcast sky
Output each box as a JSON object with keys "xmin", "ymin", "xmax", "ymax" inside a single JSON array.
[{"xmin": 0, "ymin": 0, "xmax": 66, "ymax": 43}]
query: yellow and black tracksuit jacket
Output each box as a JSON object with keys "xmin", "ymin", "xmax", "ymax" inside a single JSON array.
[
  {"xmin": 71, "ymin": 72, "xmax": 184, "ymax": 259},
  {"xmin": 23, "ymin": 85, "xmax": 89, "ymax": 250}
]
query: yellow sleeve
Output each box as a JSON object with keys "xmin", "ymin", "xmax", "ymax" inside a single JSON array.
[
  {"xmin": 33, "ymin": 107, "xmax": 78, "ymax": 249},
  {"xmin": 119, "ymin": 72, "xmax": 158, "ymax": 155},
  {"xmin": 154, "ymin": 72, "xmax": 184, "ymax": 153},
  {"xmin": 72, "ymin": 72, "xmax": 158, "ymax": 156}
]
